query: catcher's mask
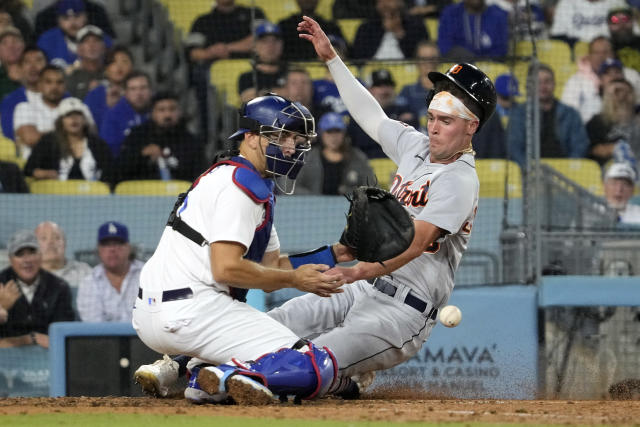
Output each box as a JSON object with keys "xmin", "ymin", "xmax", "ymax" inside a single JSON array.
[{"xmin": 229, "ymin": 94, "xmax": 316, "ymax": 194}]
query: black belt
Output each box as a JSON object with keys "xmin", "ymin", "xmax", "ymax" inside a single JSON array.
[
  {"xmin": 137, "ymin": 287, "xmax": 194, "ymax": 302},
  {"xmin": 368, "ymin": 278, "xmax": 438, "ymax": 320}
]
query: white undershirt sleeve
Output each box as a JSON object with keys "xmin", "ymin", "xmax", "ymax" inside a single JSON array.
[{"xmin": 326, "ymin": 56, "xmax": 393, "ymax": 142}]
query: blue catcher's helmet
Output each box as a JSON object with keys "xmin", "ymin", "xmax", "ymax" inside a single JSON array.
[{"xmin": 229, "ymin": 94, "xmax": 316, "ymax": 194}]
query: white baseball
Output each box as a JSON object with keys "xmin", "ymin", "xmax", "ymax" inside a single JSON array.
[{"xmin": 439, "ymin": 305, "xmax": 462, "ymax": 327}]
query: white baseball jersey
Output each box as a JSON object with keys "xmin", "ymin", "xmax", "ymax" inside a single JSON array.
[
  {"xmin": 133, "ymin": 163, "xmax": 300, "ymax": 366},
  {"xmin": 268, "ymin": 55, "xmax": 479, "ymax": 379}
]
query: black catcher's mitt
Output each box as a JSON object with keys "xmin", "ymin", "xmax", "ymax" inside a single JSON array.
[{"xmin": 339, "ymin": 186, "xmax": 415, "ymax": 262}]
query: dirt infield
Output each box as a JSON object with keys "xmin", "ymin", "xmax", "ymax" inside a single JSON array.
[{"xmin": 1, "ymin": 394, "xmax": 639, "ymax": 425}]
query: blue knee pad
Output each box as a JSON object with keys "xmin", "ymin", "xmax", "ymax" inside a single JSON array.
[{"xmin": 227, "ymin": 342, "xmax": 337, "ymax": 400}]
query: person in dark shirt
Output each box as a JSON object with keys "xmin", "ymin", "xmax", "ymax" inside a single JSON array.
[
  {"xmin": 0, "ymin": 160, "xmax": 28, "ymax": 193},
  {"xmin": 351, "ymin": 0, "xmax": 429, "ymax": 60},
  {"xmin": 117, "ymin": 92, "xmax": 204, "ymax": 183},
  {"xmin": 237, "ymin": 22, "xmax": 287, "ymax": 103},
  {"xmin": 0, "ymin": 229, "xmax": 75, "ymax": 348},
  {"xmin": 34, "ymin": 0, "xmax": 114, "ymax": 38},
  {"xmin": 187, "ymin": 0, "xmax": 265, "ymax": 63},
  {"xmin": 278, "ymin": 0, "xmax": 345, "ymax": 60},
  {"xmin": 608, "ymin": 7, "xmax": 640, "ymax": 73}
]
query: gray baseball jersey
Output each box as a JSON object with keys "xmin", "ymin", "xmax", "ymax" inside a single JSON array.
[{"xmin": 269, "ymin": 119, "xmax": 479, "ymax": 378}]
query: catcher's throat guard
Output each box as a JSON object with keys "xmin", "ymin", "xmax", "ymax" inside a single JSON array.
[{"xmin": 340, "ymin": 186, "xmax": 415, "ymax": 263}]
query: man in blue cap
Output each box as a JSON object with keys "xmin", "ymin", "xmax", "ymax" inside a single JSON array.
[
  {"xmin": 494, "ymin": 73, "xmax": 520, "ymax": 127},
  {"xmin": 76, "ymin": 221, "xmax": 143, "ymax": 322},
  {"xmin": 37, "ymin": 0, "xmax": 113, "ymax": 69},
  {"xmin": 238, "ymin": 22, "xmax": 287, "ymax": 103}
]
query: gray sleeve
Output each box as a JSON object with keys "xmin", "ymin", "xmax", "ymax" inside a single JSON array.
[
  {"xmin": 416, "ymin": 168, "xmax": 477, "ymax": 234},
  {"xmin": 377, "ymin": 120, "xmax": 428, "ymax": 164}
]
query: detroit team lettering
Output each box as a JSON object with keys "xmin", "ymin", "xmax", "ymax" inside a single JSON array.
[{"xmin": 390, "ymin": 175, "xmax": 429, "ymax": 207}]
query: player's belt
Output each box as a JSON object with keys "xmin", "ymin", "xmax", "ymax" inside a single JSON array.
[
  {"xmin": 368, "ymin": 278, "xmax": 438, "ymax": 320},
  {"xmin": 137, "ymin": 287, "xmax": 194, "ymax": 302}
]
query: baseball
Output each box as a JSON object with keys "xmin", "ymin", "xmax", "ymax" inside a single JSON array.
[{"xmin": 439, "ymin": 305, "xmax": 462, "ymax": 327}]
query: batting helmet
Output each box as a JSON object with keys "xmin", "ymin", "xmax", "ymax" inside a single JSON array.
[
  {"xmin": 229, "ymin": 94, "xmax": 316, "ymax": 194},
  {"xmin": 427, "ymin": 63, "xmax": 497, "ymax": 131}
]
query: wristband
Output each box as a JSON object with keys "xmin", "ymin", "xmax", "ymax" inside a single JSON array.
[{"xmin": 289, "ymin": 245, "xmax": 337, "ymax": 269}]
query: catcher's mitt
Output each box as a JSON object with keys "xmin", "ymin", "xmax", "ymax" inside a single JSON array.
[{"xmin": 340, "ymin": 186, "xmax": 415, "ymax": 262}]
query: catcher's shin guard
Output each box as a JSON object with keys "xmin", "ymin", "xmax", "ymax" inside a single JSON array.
[{"xmin": 228, "ymin": 342, "xmax": 337, "ymax": 400}]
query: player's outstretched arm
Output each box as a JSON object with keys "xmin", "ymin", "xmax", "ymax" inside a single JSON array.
[
  {"xmin": 328, "ymin": 220, "xmax": 443, "ymax": 283},
  {"xmin": 210, "ymin": 241, "xmax": 344, "ymax": 297},
  {"xmin": 299, "ymin": 16, "xmax": 389, "ymax": 143}
]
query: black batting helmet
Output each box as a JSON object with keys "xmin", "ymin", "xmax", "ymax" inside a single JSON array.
[{"xmin": 427, "ymin": 63, "xmax": 497, "ymax": 132}]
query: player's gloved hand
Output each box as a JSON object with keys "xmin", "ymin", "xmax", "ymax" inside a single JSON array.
[
  {"xmin": 292, "ymin": 264, "xmax": 345, "ymax": 298},
  {"xmin": 340, "ymin": 186, "xmax": 415, "ymax": 263}
]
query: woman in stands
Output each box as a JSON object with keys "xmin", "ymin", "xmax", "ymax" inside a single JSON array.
[
  {"xmin": 294, "ymin": 111, "xmax": 375, "ymax": 195},
  {"xmin": 24, "ymin": 97, "xmax": 114, "ymax": 184},
  {"xmin": 586, "ymin": 78, "xmax": 640, "ymax": 166}
]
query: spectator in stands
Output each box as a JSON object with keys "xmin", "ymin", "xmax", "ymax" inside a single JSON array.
[
  {"xmin": 283, "ymin": 68, "xmax": 314, "ymax": 114},
  {"xmin": 333, "ymin": 0, "xmax": 378, "ymax": 19},
  {"xmin": 100, "ymin": 71, "xmax": 152, "ymax": 157},
  {"xmin": 83, "ymin": 46, "xmax": 133, "ymax": 130},
  {"xmin": 0, "ymin": 26, "xmax": 25, "ymax": 100},
  {"xmin": 0, "ymin": 229, "xmax": 75, "ymax": 348},
  {"xmin": 405, "ymin": 0, "xmax": 452, "ymax": 18},
  {"xmin": 278, "ymin": 0, "xmax": 345, "ymax": 61},
  {"xmin": 0, "ymin": 0, "xmax": 34, "ymax": 44},
  {"xmin": 550, "ymin": 0, "xmax": 627, "ymax": 46},
  {"xmin": 118, "ymin": 91, "xmax": 204, "ymax": 183},
  {"xmin": 562, "ymin": 37, "xmax": 640, "ymax": 124},
  {"xmin": 77, "ymin": 221, "xmax": 143, "ymax": 322},
  {"xmin": 494, "ymin": 72, "xmax": 520, "ymax": 127},
  {"xmin": 472, "ymin": 109, "xmax": 507, "ymax": 158},
  {"xmin": 238, "ymin": 22, "xmax": 287, "ymax": 104},
  {"xmin": 348, "ymin": 68, "xmax": 418, "ymax": 158},
  {"xmin": 351, "ymin": 0, "xmax": 429, "ymax": 60},
  {"xmin": 488, "ymin": 0, "xmax": 547, "ymax": 40},
  {"xmin": 438, "ymin": 0, "xmax": 509, "ymax": 61},
  {"xmin": 508, "ymin": 64, "xmax": 589, "ymax": 167},
  {"xmin": 603, "ymin": 162, "xmax": 640, "ymax": 224},
  {"xmin": 607, "ymin": 7, "xmax": 640, "ymax": 73},
  {"xmin": 34, "ymin": 221, "xmax": 91, "ymax": 289},
  {"xmin": 295, "ymin": 112, "xmax": 376, "ymax": 194},
  {"xmin": 0, "ymin": 46, "xmax": 47, "ymax": 141},
  {"xmin": 34, "ymin": 0, "xmax": 114, "ymax": 39},
  {"xmin": 397, "ymin": 40, "xmax": 439, "ymax": 131},
  {"xmin": 586, "ymin": 78, "xmax": 640, "ymax": 166},
  {"xmin": 65, "ymin": 25, "xmax": 106, "ymax": 99},
  {"xmin": 0, "ymin": 160, "xmax": 28, "ymax": 193},
  {"xmin": 187, "ymin": 0, "xmax": 265, "ymax": 63},
  {"xmin": 37, "ymin": 0, "xmax": 113, "ymax": 69},
  {"xmin": 14, "ymin": 64, "xmax": 67, "ymax": 161},
  {"xmin": 24, "ymin": 97, "xmax": 112, "ymax": 183}
]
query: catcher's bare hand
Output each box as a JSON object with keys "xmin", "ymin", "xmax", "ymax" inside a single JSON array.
[
  {"xmin": 297, "ymin": 16, "xmax": 336, "ymax": 62},
  {"xmin": 292, "ymin": 264, "xmax": 345, "ymax": 297},
  {"xmin": 326, "ymin": 266, "xmax": 361, "ymax": 284}
]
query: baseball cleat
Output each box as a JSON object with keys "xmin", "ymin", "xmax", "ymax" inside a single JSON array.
[
  {"xmin": 185, "ymin": 366, "xmax": 227, "ymax": 404},
  {"xmin": 134, "ymin": 354, "xmax": 179, "ymax": 397},
  {"xmin": 197, "ymin": 366, "xmax": 275, "ymax": 405}
]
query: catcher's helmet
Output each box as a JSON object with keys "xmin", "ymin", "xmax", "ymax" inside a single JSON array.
[
  {"xmin": 229, "ymin": 94, "xmax": 316, "ymax": 194},
  {"xmin": 427, "ymin": 63, "xmax": 497, "ymax": 131}
]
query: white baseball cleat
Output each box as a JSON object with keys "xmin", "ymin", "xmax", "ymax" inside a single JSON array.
[
  {"xmin": 134, "ymin": 354, "xmax": 179, "ymax": 397},
  {"xmin": 197, "ymin": 366, "xmax": 275, "ymax": 405}
]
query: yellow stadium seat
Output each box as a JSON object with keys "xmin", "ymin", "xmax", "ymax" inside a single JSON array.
[
  {"xmin": 159, "ymin": 0, "xmax": 213, "ymax": 35},
  {"xmin": 472, "ymin": 61, "xmax": 511, "ymax": 84},
  {"xmin": 210, "ymin": 59, "xmax": 253, "ymax": 107},
  {"xmin": 515, "ymin": 40, "xmax": 573, "ymax": 66},
  {"xmin": 369, "ymin": 158, "xmax": 397, "ymax": 190},
  {"xmin": 0, "ymin": 135, "xmax": 25, "ymax": 169},
  {"xmin": 541, "ymin": 158, "xmax": 604, "ymax": 196},
  {"xmin": 360, "ymin": 62, "xmax": 418, "ymax": 90},
  {"xmin": 425, "ymin": 18, "xmax": 438, "ymax": 40},
  {"xmin": 337, "ymin": 19, "xmax": 362, "ymax": 45},
  {"xmin": 114, "ymin": 180, "xmax": 191, "ymax": 196},
  {"xmin": 475, "ymin": 159, "xmax": 522, "ymax": 198},
  {"xmin": 29, "ymin": 180, "xmax": 111, "ymax": 195},
  {"xmin": 316, "ymin": 0, "xmax": 333, "ymax": 20}
]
